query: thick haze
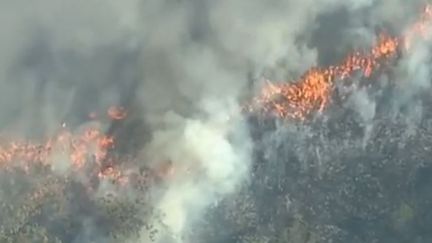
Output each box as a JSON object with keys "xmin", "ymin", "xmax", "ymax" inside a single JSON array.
[{"xmin": 0, "ymin": 0, "xmax": 431, "ymax": 242}]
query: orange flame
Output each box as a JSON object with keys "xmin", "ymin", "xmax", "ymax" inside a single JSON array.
[
  {"xmin": 247, "ymin": 5, "xmax": 432, "ymax": 120},
  {"xmin": 0, "ymin": 126, "xmax": 114, "ymax": 171},
  {"xmin": 0, "ymin": 5, "xmax": 431, "ymax": 189},
  {"xmin": 98, "ymin": 166, "xmax": 129, "ymax": 186},
  {"xmin": 0, "ymin": 108, "xmax": 125, "ymax": 184},
  {"xmin": 0, "ymin": 106, "xmax": 146, "ymax": 187}
]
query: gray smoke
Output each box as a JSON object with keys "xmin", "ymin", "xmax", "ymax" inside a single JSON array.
[{"xmin": 0, "ymin": 0, "xmax": 431, "ymax": 242}]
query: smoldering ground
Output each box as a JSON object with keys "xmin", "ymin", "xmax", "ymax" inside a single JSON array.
[{"xmin": 0, "ymin": 0, "xmax": 432, "ymax": 243}]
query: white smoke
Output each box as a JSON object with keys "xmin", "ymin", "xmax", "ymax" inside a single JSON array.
[
  {"xmin": 135, "ymin": 99, "xmax": 251, "ymax": 242},
  {"xmin": 133, "ymin": 0, "xmax": 432, "ymax": 241},
  {"xmin": 0, "ymin": 0, "xmax": 431, "ymax": 242}
]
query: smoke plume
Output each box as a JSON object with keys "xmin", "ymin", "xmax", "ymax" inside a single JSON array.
[{"xmin": 0, "ymin": 0, "xmax": 432, "ymax": 243}]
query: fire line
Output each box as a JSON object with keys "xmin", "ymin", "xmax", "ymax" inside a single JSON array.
[
  {"xmin": 245, "ymin": 5, "xmax": 432, "ymax": 120},
  {"xmin": 0, "ymin": 5, "xmax": 432, "ymax": 185}
]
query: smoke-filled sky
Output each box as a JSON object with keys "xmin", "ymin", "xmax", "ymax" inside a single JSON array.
[
  {"xmin": 0, "ymin": 0, "xmax": 432, "ymax": 243},
  {"xmin": 0, "ymin": 0, "xmax": 427, "ymax": 123}
]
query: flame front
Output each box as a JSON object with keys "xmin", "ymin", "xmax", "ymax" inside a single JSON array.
[
  {"xmin": 247, "ymin": 5, "xmax": 432, "ymax": 120},
  {"xmin": 0, "ymin": 108, "xmax": 128, "ymax": 186},
  {"xmin": 0, "ymin": 5, "xmax": 431, "ymax": 188},
  {"xmin": 0, "ymin": 127, "xmax": 114, "ymax": 170}
]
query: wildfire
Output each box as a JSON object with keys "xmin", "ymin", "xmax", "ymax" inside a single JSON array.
[
  {"xmin": 0, "ymin": 107, "xmax": 128, "ymax": 185},
  {"xmin": 0, "ymin": 126, "xmax": 114, "ymax": 172},
  {"xmin": 246, "ymin": 5, "xmax": 432, "ymax": 120},
  {"xmin": 98, "ymin": 165, "xmax": 129, "ymax": 186},
  {"xmin": 0, "ymin": 5, "xmax": 431, "ymax": 190}
]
